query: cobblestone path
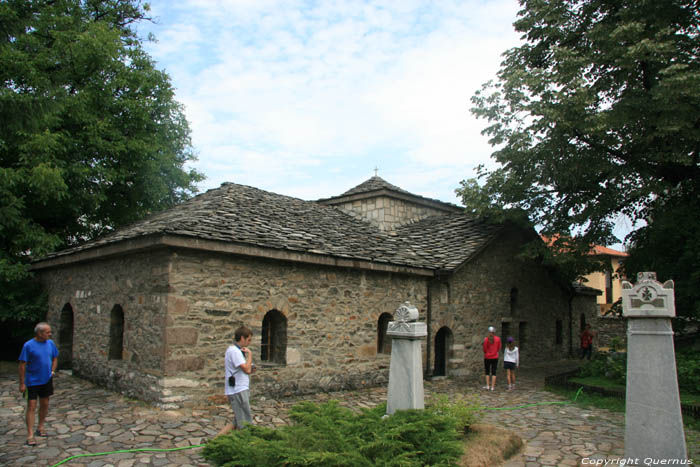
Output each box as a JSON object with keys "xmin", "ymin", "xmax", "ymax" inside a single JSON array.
[{"xmin": 1, "ymin": 360, "xmax": 697, "ymax": 466}]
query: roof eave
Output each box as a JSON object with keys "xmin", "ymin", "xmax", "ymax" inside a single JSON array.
[{"xmin": 31, "ymin": 234, "xmax": 435, "ymax": 277}]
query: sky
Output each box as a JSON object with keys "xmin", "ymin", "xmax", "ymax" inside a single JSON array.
[{"xmin": 134, "ymin": 0, "xmax": 524, "ymax": 205}]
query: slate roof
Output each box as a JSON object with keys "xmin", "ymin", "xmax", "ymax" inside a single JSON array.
[
  {"xmin": 319, "ymin": 176, "xmax": 461, "ymax": 211},
  {"xmin": 395, "ymin": 214, "xmax": 504, "ymax": 271},
  {"xmin": 339, "ymin": 176, "xmax": 415, "ymax": 197},
  {"xmin": 36, "ymin": 180, "xmax": 505, "ymax": 273}
]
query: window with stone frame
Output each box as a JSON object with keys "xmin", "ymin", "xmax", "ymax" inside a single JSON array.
[
  {"xmin": 377, "ymin": 312, "xmax": 393, "ymax": 354},
  {"xmin": 439, "ymin": 283, "xmax": 450, "ymax": 304},
  {"xmin": 109, "ymin": 305, "xmax": 125, "ymax": 360},
  {"xmin": 261, "ymin": 309, "xmax": 287, "ymax": 364},
  {"xmin": 510, "ymin": 287, "xmax": 518, "ymax": 315}
]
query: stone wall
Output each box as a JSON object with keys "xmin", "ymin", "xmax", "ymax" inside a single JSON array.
[
  {"xmin": 165, "ymin": 250, "xmax": 428, "ymax": 405},
  {"xmin": 594, "ymin": 316, "xmax": 627, "ymax": 350},
  {"xmin": 430, "ymin": 229, "xmax": 580, "ymax": 376},
  {"xmin": 39, "ymin": 250, "xmax": 171, "ymax": 403},
  {"xmin": 38, "ymin": 232, "xmax": 598, "ymax": 407},
  {"xmin": 333, "ymin": 195, "xmax": 447, "ymax": 231}
]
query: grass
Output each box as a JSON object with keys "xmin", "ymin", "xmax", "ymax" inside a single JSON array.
[
  {"xmin": 548, "ymin": 382, "xmax": 700, "ymax": 464},
  {"xmin": 457, "ymin": 424, "xmax": 523, "ymax": 467},
  {"xmin": 545, "ymin": 384, "xmax": 700, "ymax": 432},
  {"xmin": 546, "ymin": 385, "xmax": 626, "ymax": 414},
  {"xmin": 568, "ymin": 374, "xmax": 700, "ymax": 407},
  {"xmin": 681, "ymin": 393, "xmax": 700, "ymax": 405},
  {"xmin": 569, "ymin": 375, "xmax": 625, "ymax": 392}
]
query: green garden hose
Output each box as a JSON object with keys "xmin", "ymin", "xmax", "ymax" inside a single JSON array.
[{"xmin": 49, "ymin": 387, "xmax": 585, "ymax": 467}]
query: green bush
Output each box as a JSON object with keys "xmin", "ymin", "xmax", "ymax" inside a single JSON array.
[
  {"xmin": 578, "ymin": 352, "xmax": 627, "ymax": 385},
  {"xmin": 428, "ymin": 393, "xmax": 481, "ymax": 433},
  {"xmin": 677, "ymin": 350, "xmax": 700, "ymax": 395},
  {"xmin": 578, "ymin": 349, "xmax": 700, "ymax": 395},
  {"xmin": 202, "ymin": 400, "xmax": 466, "ymax": 466}
]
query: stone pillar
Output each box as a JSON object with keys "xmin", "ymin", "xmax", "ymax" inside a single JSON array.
[
  {"xmin": 622, "ymin": 272, "xmax": 687, "ymax": 460},
  {"xmin": 386, "ymin": 302, "xmax": 427, "ymax": 415}
]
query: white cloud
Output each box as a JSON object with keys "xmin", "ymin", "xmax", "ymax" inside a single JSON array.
[{"xmin": 138, "ymin": 0, "xmax": 522, "ymax": 202}]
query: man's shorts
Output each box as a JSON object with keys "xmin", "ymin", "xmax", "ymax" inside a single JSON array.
[
  {"xmin": 504, "ymin": 361, "xmax": 516, "ymax": 370},
  {"xmin": 227, "ymin": 390, "xmax": 253, "ymax": 429},
  {"xmin": 484, "ymin": 358, "xmax": 498, "ymax": 376},
  {"xmin": 27, "ymin": 378, "xmax": 54, "ymax": 401}
]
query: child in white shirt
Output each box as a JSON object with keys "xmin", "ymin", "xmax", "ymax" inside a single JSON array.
[{"xmin": 503, "ymin": 337, "xmax": 519, "ymax": 390}]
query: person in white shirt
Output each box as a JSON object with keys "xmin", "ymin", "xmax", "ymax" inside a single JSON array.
[
  {"xmin": 503, "ymin": 336, "xmax": 519, "ymax": 390},
  {"xmin": 216, "ymin": 326, "xmax": 255, "ymax": 437}
]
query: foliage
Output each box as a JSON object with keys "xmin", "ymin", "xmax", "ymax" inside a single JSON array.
[
  {"xmin": 609, "ymin": 336, "xmax": 624, "ymax": 352},
  {"xmin": 202, "ymin": 400, "xmax": 467, "ymax": 467},
  {"xmin": 578, "ymin": 349, "xmax": 700, "ymax": 394},
  {"xmin": 0, "ymin": 0, "xmax": 204, "ymax": 322},
  {"xmin": 676, "ymin": 349, "xmax": 700, "ymax": 395},
  {"xmin": 623, "ymin": 192, "xmax": 700, "ymax": 324},
  {"xmin": 458, "ymin": 0, "xmax": 700, "ymax": 313},
  {"xmin": 428, "ymin": 393, "xmax": 482, "ymax": 433},
  {"xmin": 578, "ymin": 352, "xmax": 627, "ymax": 385}
]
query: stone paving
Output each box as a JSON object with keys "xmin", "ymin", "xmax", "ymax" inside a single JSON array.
[{"xmin": 1, "ymin": 360, "xmax": 697, "ymax": 466}]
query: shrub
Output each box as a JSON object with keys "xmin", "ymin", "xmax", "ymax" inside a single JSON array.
[
  {"xmin": 202, "ymin": 400, "xmax": 465, "ymax": 466},
  {"xmin": 578, "ymin": 352, "xmax": 627, "ymax": 385},
  {"xmin": 676, "ymin": 350, "xmax": 700, "ymax": 395},
  {"xmin": 578, "ymin": 349, "xmax": 700, "ymax": 394},
  {"xmin": 427, "ymin": 393, "xmax": 481, "ymax": 433}
]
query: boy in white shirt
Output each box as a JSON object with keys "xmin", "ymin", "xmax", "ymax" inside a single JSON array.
[{"xmin": 216, "ymin": 326, "xmax": 255, "ymax": 437}]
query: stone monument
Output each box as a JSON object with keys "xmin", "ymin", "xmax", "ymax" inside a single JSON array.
[
  {"xmin": 622, "ymin": 272, "xmax": 687, "ymax": 460},
  {"xmin": 386, "ymin": 301, "xmax": 427, "ymax": 415}
]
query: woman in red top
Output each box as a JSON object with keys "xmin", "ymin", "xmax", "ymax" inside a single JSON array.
[{"xmin": 483, "ymin": 326, "xmax": 501, "ymax": 391}]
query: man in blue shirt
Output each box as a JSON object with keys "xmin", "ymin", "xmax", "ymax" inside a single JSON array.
[{"xmin": 19, "ymin": 322, "xmax": 59, "ymax": 446}]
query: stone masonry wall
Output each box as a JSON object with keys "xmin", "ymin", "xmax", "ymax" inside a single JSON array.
[
  {"xmin": 165, "ymin": 250, "xmax": 428, "ymax": 405},
  {"xmin": 39, "ymin": 250, "xmax": 171, "ymax": 403},
  {"xmin": 430, "ymin": 229, "xmax": 579, "ymax": 377},
  {"xmin": 38, "ymin": 233, "xmax": 597, "ymax": 407},
  {"xmin": 594, "ymin": 316, "xmax": 627, "ymax": 350},
  {"xmin": 333, "ymin": 196, "xmax": 447, "ymax": 231}
]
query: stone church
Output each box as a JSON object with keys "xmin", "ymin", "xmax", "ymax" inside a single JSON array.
[{"xmin": 32, "ymin": 176, "xmax": 597, "ymax": 407}]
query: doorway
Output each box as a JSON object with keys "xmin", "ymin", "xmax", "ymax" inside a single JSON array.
[{"xmin": 434, "ymin": 327, "xmax": 453, "ymax": 376}]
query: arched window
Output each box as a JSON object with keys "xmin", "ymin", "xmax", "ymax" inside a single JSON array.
[
  {"xmin": 109, "ymin": 305, "xmax": 125, "ymax": 360},
  {"xmin": 261, "ymin": 310, "xmax": 287, "ymax": 364},
  {"xmin": 377, "ymin": 313, "xmax": 393, "ymax": 354},
  {"xmin": 58, "ymin": 303, "xmax": 74, "ymax": 369}
]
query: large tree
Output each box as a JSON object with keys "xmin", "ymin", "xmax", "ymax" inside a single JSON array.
[
  {"xmin": 459, "ymin": 0, "xmax": 699, "ymax": 317},
  {"xmin": 0, "ymin": 0, "xmax": 204, "ymax": 322}
]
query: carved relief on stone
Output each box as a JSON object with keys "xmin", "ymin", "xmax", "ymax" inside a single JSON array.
[
  {"xmin": 621, "ymin": 272, "xmax": 675, "ymax": 318},
  {"xmin": 387, "ymin": 301, "xmax": 426, "ymax": 338}
]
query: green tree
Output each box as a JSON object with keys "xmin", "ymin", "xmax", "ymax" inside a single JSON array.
[
  {"xmin": 0, "ymin": 0, "xmax": 204, "ymax": 322},
  {"xmin": 623, "ymin": 191, "xmax": 700, "ymax": 323},
  {"xmin": 459, "ymin": 0, "xmax": 699, "ymax": 317}
]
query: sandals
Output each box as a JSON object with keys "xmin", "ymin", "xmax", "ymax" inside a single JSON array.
[
  {"xmin": 35, "ymin": 429, "xmax": 48, "ymax": 437},
  {"xmin": 25, "ymin": 439, "xmax": 37, "ymax": 446}
]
